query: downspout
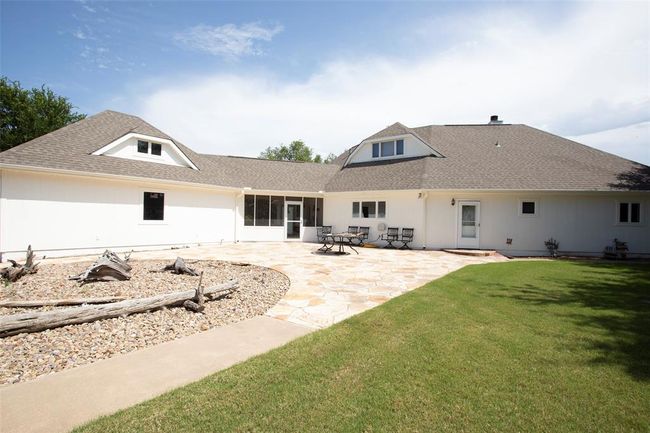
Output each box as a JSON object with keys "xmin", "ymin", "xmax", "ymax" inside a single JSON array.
[
  {"xmin": 235, "ymin": 191, "xmax": 243, "ymax": 243},
  {"xmin": 421, "ymin": 191, "xmax": 428, "ymax": 249}
]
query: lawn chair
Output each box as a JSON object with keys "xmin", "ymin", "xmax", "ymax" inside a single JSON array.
[
  {"xmin": 381, "ymin": 227, "xmax": 399, "ymax": 249},
  {"xmin": 317, "ymin": 226, "xmax": 333, "ymax": 252},
  {"xmin": 351, "ymin": 226, "xmax": 370, "ymax": 246},
  {"xmin": 347, "ymin": 226, "xmax": 359, "ymax": 235},
  {"xmin": 399, "ymin": 228, "xmax": 414, "ymax": 250}
]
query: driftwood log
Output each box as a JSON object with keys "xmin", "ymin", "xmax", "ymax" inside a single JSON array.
[
  {"xmin": 1, "ymin": 245, "xmax": 38, "ymax": 282},
  {"xmin": 69, "ymin": 250, "xmax": 132, "ymax": 284},
  {"xmin": 151, "ymin": 257, "xmax": 199, "ymax": 276},
  {"xmin": 0, "ymin": 280, "xmax": 238, "ymax": 337},
  {"xmin": 0, "ymin": 297, "xmax": 126, "ymax": 308}
]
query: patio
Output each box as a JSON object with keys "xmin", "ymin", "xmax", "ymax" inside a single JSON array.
[{"xmin": 53, "ymin": 242, "xmax": 507, "ymax": 328}]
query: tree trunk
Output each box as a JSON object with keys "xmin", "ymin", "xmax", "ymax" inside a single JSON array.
[
  {"xmin": 0, "ymin": 297, "xmax": 126, "ymax": 308},
  {"xmin": 0, "ymin": 280, "xmax": 237, "ymax": 337},
  {"xmin": 1, "ymin": 245, "xmax": 38, "ymax": 282},
  {"xmin": 69, "ymin": 250, "xmax": 132, "ymax": 284}
]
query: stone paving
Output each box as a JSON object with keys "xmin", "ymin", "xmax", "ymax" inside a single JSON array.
[{"xmin": 49, "ymin": 242, "xmax": 507, "ymax": 329}]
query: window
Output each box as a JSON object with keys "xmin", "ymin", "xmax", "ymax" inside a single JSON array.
[
  {"xmin": 244, "ymin": 195, "xmax": 255, "ymax": 226},
  {"xmin": 137, "ymin": 140, "xmax": 149, "ymax": 153},
  {"xmin": 619, "ymin": 202, "xmax": 641, "ymax": 223},
  {"xmin": 352, "ymin": 202, "xmax": 360, "ymax": 218},
  {"xmin": 151, "ymin": 143, "xmax": 162, "ymax": 156},
  {"xmin": 303, "ymin": 198, "xmax": 316, "ymax": 227},
  {"xmin": 352, "ymin": 200, "xmax": 386, "ymax": 218},
  {"xmin": 143, "ymin": 192, "xmax": 164, "ymax": 220},
  {"xmin": 371, "ymin": 140, "xmax": 404, "ymax": 158},
  {"xmin": 316, "ymin": 198, "xmax": 324, "ymax": 226},
  {"xmin": 270, "ymin": 196, "xmax": 284, "ymax": 226},
  {"xmin": 255, "ymin": 195, "xmax": 270, "ymax": 226},
  {"xmin": 380, "ymin": 141, "xmax": 394, "ymax": 157},
  {"xmin": 522, "ymin": 201, "xmax": 536, "ymax": 215}
]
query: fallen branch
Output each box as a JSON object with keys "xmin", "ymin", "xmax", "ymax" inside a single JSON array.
[
  {"xmin": 150, "ymin": 257, "xmax": 199, "ymax": 276},
  {"xmin": 0, "ymin": 280, "xmax": 238, "ymax": 337},
  {"xmin": 69, "ymin": 250, "xmax": 132, "ymax": 284},
  {"xmin": 0, "ymin": 296, "xmax": 126, "ymax": 308},
  {"xmin": 1, "ymin": 245, "xmax": 39, "ymax": 282}
]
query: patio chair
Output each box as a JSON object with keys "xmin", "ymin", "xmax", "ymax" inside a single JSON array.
[
  {"xmin": 399, "ymin": 228, "xmax": 414, "ymax": 250},
  {"xmin": 317, "ymin": 226, "xmax": 333, "ymax": 251},
  {"xmin": 351, "ymin": 226, "xmax": 370, "ymax": 246},
  {"xmin": 381, "ymin": 227, "xmax": 399, "ymax": 249},
  {"xmin": 347, "ymin": 226, "xmax": 359, "ymax": 235}
]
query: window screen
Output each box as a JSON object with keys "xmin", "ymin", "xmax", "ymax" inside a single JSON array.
[
  {"xmin": 361, "ymin": 201, "xmax": 376, "ymax": 218},
  {"xmin": 316, "ymin": 198, "xmax": 324, "ymax": 226},
  {"xmin": 143, "ymin": 192, "xmax": 164, "ymax": 220},
  {"xmin": 522, "ymin": 201, "xmax": 536, "ymax": 214},
  {"xmin": 380, "ymin": 141, "xmax": 394, "ymax": 157},
  {"xmin": 352, "ymin": 201, "xmax": 359, "ymax": 218},
  {"xmin": 378, "ymin": 201, "xmax": 386, "ymax": 218},
  {"xmin": 396, "ymin": 139, "xmax": 404, "ymax": 155},
  {"xmin": 270, "ymin": 196, "xmax": 284, "ymax": 226},
  {"xmin": 255, "ymin": 195, "xmax": 270, "ymax": 226},
  {"xmin": 151, "ymin": 143, "xmax": 162, "ymax": 156},
  {"xmin": 244, "ymin": 195, "xmax": 255, "ymax": 226},
  {"xmin": 303, "ymin": 197, "xmax": 316, "ymax": 227},
  {"xmin": 137, "ymin": 140, "xmax": 149, "ymax": 153},
  {"xmin": 372, "ymin": 143, "xmax": 380, "ymax": 158}
]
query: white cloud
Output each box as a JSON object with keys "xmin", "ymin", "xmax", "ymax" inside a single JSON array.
[
  {"xmin": 134, "ymin": 3, "xmax": 648, "ymax": 163},
  {"xmin": 568, "ymin": 122, "xmax": 649, "ymax": 165},
  {"xmin": 174, "ymin": 22, "xmax": 283, "ymax": 58}
]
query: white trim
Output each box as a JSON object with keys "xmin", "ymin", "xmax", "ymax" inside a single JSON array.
[
  {"xmin": 91, "ymin": 132, "xmax": 199, "ymax": 170},
  {"xmin": 140, "ymin": 189, "xmax": 167, "ymax": 224},
  {"xmin": 518, "ymin": 199, "xmax": 538, "ymax": 217},
  {"xmin": 343, "ymin": 132, "xmax": 444, "ymax": 166},
  {"xmin": 456, "ymin": 200, "xmax": 480, "ymax": 249},
  {"xmin": 351, "ymin": 199, "xmax": 387, "ymax": 219},
  {"xmin": 615, "ymin": 200, "xmax": 644, "ymax": 226},
  {"xmin": 285, "ymin": 200, "xmax": 302, "ymax": 241}
]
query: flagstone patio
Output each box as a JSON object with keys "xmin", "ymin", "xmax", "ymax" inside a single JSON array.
[{"xmin": 54, "ymin": 242, "xmax": 507, "ymax": 329}]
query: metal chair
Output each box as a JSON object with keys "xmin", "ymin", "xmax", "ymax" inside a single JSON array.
[
  {"xmin": 351, "ymin": 226, "xmax": 370, "ymax": 246},
  {"xmin": 399, "ymin": 228, "xmax": 414, "ymax": 249},
  {"xmin": 317, "ymin": 226, "xmax": 333, "ymax": 251},
  {"xmin": 347, "ymin": 226, "xmax": 359, "ymax": 234},
  {"xmin": 381, "ymin": 227, "xmax": 399, "ymax": 248}
]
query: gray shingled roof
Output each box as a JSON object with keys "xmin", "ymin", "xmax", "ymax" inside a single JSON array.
[
  {"xmin": 0, "ymin": 110, "xmax": 339, "ymax": 192},
  {"xmin": 1, "ymin": 110, "xmax": 647, "ymax": 193}
]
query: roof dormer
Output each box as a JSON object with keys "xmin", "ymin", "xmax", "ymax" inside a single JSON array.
[{"xmin": 91, "ymin": 132, "xmax": 198, "ymax": 170}]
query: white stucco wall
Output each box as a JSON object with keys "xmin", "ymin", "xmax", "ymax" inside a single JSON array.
[
  {"xmin": 325, "ymin": 190, "xmax": 650, "ymax": 256},
  {"xmin": 348, "ymin": 135, "xmax": 433, "ymax": 164},
  {"xmin": 102, "ymin": 137, "xmax": 190, "ymax": 167},
  {"xmin": 0, "ymin": 170, "xmax": 236, "ymax": 259}
]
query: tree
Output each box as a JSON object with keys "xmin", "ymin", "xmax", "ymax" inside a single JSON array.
[
  {"xmin": 0, "ymin": 77, "xmax": 85, "ymax": 151},
  {"xmin": 259, "ymin": 140, "xmax": 337, "ymax": 164}
]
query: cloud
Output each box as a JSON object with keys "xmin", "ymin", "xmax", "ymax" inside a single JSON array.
[
  {"xmin": 568, "ymin": 122, "xmax": 649, "ymax": 165},
  {"xmin": 133, "ymin": 3, "xmax": 648, "ymax": 163},
  {"xmin": 174, "ymin": 22, "xmax": 283, "ymax": 58}
]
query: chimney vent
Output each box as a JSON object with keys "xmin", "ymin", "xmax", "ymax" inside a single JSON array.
[{"xmin": 489, "ymin": 115, "xmax": 503, "ymax": 125}]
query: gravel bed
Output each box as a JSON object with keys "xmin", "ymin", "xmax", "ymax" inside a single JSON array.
[{"xmin": 0, "ymin": 259, "xmax": 289, "ymax": 385}]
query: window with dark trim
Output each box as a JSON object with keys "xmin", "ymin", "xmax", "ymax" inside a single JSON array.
[
  {"xmin": 244, "ymin": 195, "xmax": 255, "ymax": 226},
  {"xmin": 137, "ymin": 140, "xmax": 149, "ymax": 153},
  {"xmin": 303, "ymin": 197, "xmax": 316, "ymax": 227},
  {"xmin": 151, "ymin": 143, "xmax": 162, "ymax": 156},
  {"xmin": 255, "ymin": 195, "xmax": 270, "ymax": 226},
  {"xmin": 271, "ymin": 196, "xmax": 284, "ymax": 226},
  {"xmin": 143, "ymin": 192, "xmax": 164, "ymax": 220},
  {"xmin": 521, "ymin": 201, "xmax": 536, "ymax": 215},
  {"xmin": 619, "ymin": 202, "xmax": 641, "ymax": 223}
]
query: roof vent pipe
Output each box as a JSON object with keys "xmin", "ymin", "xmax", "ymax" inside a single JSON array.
[{"xmin": 489, "ymin": 115, "xmax": 503, "ymax": 125}]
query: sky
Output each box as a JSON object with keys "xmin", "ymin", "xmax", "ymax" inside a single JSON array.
[{"xmin": 1, "ymin": 1, "xmax": 648, "ymax": 164}]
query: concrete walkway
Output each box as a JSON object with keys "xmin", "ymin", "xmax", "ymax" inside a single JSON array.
[
  {"xmin": 1, "ymin": 243, "xmax": 506, "ymax": 432},
  {"xmin": 0, "ymin": 316, "xmax": 312, "ymax": 433}
]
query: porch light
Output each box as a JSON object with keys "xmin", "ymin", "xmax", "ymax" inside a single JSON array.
[{"xmin": 451, "ymin": 198, "xmax": 456, "ymax": 206}]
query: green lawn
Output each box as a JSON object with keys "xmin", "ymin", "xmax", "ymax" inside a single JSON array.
[{"xmin": 77, "ymin": 261, "xmax": 650, "ymax": 433}]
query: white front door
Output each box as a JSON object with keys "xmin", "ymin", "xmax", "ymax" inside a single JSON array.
[
  {"xmin": 457, "ymin": 201, "xmax": 480, "ymax": 249},
  {"xmin": 285, "ymin": 201, "xmax": 302, "ymax": 240}
]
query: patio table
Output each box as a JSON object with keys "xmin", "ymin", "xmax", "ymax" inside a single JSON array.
[{"xmin": 321, "ymin": 232, "xmax": 361, "ymax": 255}]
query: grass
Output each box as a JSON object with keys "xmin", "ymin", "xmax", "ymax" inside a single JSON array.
[{"xmin": 77, "ymin": 261, "xmax": 650, "ymax": 432}]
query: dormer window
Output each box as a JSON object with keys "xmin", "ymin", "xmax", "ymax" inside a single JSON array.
[
  {"xmin": 151, "ymin": 143, "xmax": 162, "ymax": 156},
  {"xmin": 137, "ymin": 140, "xmax": 149, "ymax": 153},
  {"xmin": 137, "ymin": 140, "xmax": 162, "ymax": 156},
  {"xmin": 372, "ymin": 139, "xmax": 404, "ymax": 158}
]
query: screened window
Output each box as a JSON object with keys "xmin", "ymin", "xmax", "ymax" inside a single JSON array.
[
  {"xmin": 271, "ymin": 196, "xmax": 284, "ymax": 226},
  {"xmin": 521, "ymin": 201, "xmax": 536, "ymax": 215},
  {"xmin": 378, "ymin": 201, "xmax": 386, "ymax": 218},
  {"xmin": 372, "ymin": 142, "xmax": 380, "ymax": 158},
  {"xmin": 380, "ymin": 141, "xmax": 394, "ymax": 157},
  {"xmin": 303, "ymin": 197, "xmax": 316, "ymax": 227},
  {"xmin": 361, "ymin": 201, "xmax": 376, "ymax": 218},
  {"xmin": 255, "ymin": 196, "xmax": 270, "ymax": 226},
  {"xmin": 151, "ymin": 143, "xmax": 162, "ymax": 156},
  {"xmin": 396, "ymin": 139, "xmax": 404, "ymax": 155},
  {"xmin": 316, "ymin": 198, "xmax": 324, "ymax": 226},
  {"xmin": 619, "ymin": 202, "xmax": 641, "ymax": 223},
  {"xmin": 244, "ymin": 195, "xmax": 255, "ymax": 226},
  {"xmin": 352, "ymin": 202, "xmax": 360, "ymax": 218},
  {"xmin": 137, "ymin": 140, "xmax": 149, "ymax": 153},
  {"xmin": 143, "ymin": 192, "xmax": 164, "ymax": 220}
]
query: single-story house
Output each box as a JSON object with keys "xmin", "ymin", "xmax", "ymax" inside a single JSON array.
[{"xmin": 0, "ymin": 110, "xmax": 648, "ymax": 259}]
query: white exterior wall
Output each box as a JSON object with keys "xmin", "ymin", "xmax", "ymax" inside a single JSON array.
[
  {"xmin": 348, "ymin": 135, "xmax": 432, "ymax": 164},
  {"xmin": 325, "ymin": 190, "xmax": 650, "ymax": 256},
  {"xmin": 0, "ymin": 170, "xmax": 236, "ymax": 259},
  {"xmin": 102, "ymin": 137, "xmax": 190, "ymax": 167}
]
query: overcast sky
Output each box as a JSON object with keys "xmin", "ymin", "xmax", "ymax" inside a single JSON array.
[{"xmin": 2, "ymin": 1, "xmax": 648, "ymax": 164}]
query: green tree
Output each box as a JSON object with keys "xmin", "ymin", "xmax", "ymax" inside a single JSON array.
[
  {"xmin": 259, "ymin": 140, "xmax": 337, "ymax": 164},
  {"xmin": 0, "ymin": 77, "xmax": 86, "ymax": 151}
]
